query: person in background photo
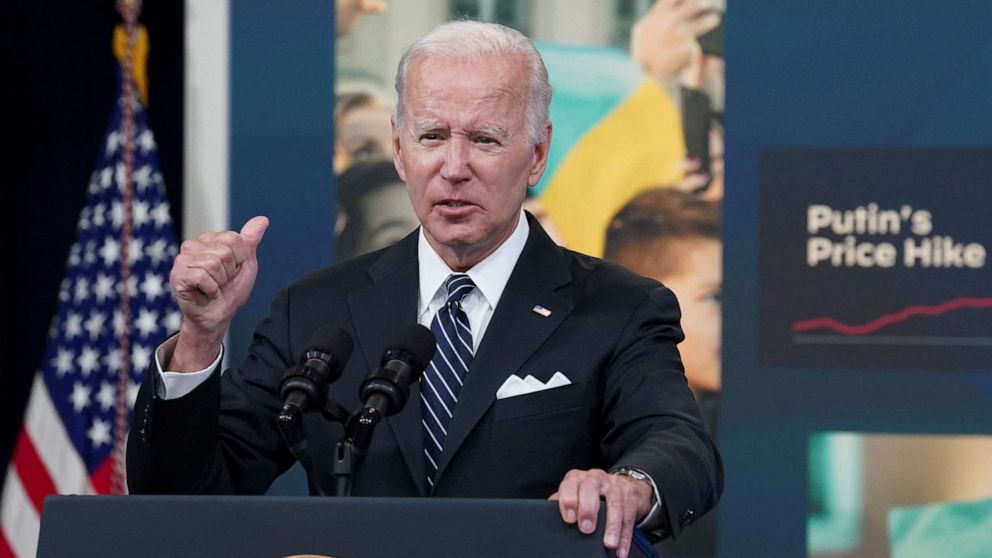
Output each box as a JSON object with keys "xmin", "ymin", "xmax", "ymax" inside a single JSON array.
[
  {"xmin": 335, "ymin": 0, "xmax": 387, "ymax": 38},
  {"xmin": 631, "ymin": 0, "xmax": 724, "ymax": 201},
  {"xmin": 536, "ymin": 0, "xmax": 721, "ymax": 257},
  {"xmin": 335, "ymin": 161, "xmax": 419, "ymax": 260},
  {"xmin": 605, "ymin": 188, "xmax": 721, "ymax": 436},
  {"xmin": 333, "ymin": 89, "xmax": 395, "ymax": 174},
  {"xmin": 333, "ymin": 0, "xmax": 392, "ymax": 174}
]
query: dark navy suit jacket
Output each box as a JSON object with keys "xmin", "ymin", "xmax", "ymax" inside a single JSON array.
[{"xmin": 127, "ymin": 213, "xmax": 723, "ymax": 539}]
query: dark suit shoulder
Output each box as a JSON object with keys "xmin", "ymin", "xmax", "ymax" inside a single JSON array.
[
  {"xmin": 283, "ymin": 229, "xmax": 418, "ymax": 305},
  {"xmin": 285, "ymin": 248, "xmax": 384, "ymax": 300},
  {"xmin": 560, "ymin": 246, "xmax": 667, "ymax": 300}
]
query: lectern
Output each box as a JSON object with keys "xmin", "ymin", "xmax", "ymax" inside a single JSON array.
[{"xmin": 39, "ymin": 495, "xmax": 660, "ymax": 557}]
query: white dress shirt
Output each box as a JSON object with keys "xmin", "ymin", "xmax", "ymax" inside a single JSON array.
[{"xmin": 415, "ymin": 209, "xmax": 529, "ymax": 347}]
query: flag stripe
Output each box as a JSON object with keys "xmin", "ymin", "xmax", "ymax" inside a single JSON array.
[
  {"xmin": 0, "ymin": 473, "xmax": 40, "ymax": 558},
  {"xmin": 11, "ymin": 430, "xmax": 56, "ymax": 514},
  {"xmin": 90, "ymin": 458, "xmax": 115, "ymax": 495},
  {"xmin": 0, "ymin": 528, "xmax": 18, "ymax": 558},
  {"xmin": 23, "ymin": 376, "xmax": 94, "ymax": 496}
]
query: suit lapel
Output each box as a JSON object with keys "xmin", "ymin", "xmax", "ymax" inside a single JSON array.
[
  {"xmin": 345, "ymin": 231, "xmax": 428, "ymax": 496},
  {"xmin": 434, "ymin": 215, "xmax": 574, "ymax": 482}
]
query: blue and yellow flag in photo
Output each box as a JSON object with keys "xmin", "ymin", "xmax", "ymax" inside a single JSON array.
[{"xmin": 535, "ymin": 42, "xmax": 685, "ymax": 257}]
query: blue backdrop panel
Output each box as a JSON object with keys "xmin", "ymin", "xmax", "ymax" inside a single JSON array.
[
  {"xmin": 723, "ymin": 1, "xmax": 992, "ymax": 556},
  {"xmin": 229, "ymin": 2, "xmax": 336, "ymax": 364}
]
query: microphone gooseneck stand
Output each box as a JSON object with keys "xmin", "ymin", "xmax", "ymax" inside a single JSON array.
[
  {"xmin": 277, "ymin": 393, "xmax": 358, "ymax": 497},
  {"xmin": 331, "ymin": 405, "xmax": 383, "ymax": 497},
  {"xmin": 277, "ymin": 384, "xmax": 381, "ymax": 497}
]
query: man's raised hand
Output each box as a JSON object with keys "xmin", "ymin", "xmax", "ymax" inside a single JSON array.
[{"xmin": 168, "ymin": 216, "xmax": 269, "ymax": 371}]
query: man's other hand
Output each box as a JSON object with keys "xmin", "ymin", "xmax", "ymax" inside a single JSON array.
[
  {"xmin": 550, "ymin": 468, "xmax": 654, "ymax": 558},
  {"xmin": 168, "ymin": 216, "xmax": 269, "ymax": 371}
]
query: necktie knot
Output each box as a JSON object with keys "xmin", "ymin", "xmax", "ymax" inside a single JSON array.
[{"xmin": 444, "ymin": 274, "xmax": 475, "ymax": 306}]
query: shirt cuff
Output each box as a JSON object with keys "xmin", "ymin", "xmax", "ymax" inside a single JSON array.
[
  {"xmin": 635, "ymin": 470, "xmax": 664, "ymax": 530},
  {"xmin": 154, "ymin": 336, "xmax": 224, "ymax": 400}
]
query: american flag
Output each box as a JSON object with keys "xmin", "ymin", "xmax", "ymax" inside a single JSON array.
[{"xmin": 0, "ymin": 82, "xmax": 180, "ymax": 557}]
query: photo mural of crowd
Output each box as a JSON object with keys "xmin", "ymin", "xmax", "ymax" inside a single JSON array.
[{"xmin": 332, "ymin": 1, "xmax": 724, "ymax": 555}]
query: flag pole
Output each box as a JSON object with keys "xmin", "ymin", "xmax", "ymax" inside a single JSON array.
[{"xmin": 112, "ymin": 0, "xmax": 143, "ymax": 496}]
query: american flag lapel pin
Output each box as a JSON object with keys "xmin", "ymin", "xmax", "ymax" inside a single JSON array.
[{"xmin": 532, "ymin": 305, "xmax": 552, "ymax": 317}]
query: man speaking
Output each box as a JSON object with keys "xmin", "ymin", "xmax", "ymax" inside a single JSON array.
[{"xmin": 127, "ymin": 21, "xmax": 722, "ymax": 558}]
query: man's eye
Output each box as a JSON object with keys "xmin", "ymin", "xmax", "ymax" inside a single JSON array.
[
  {"xmin": 476, "ymin": 136, "xmax": 497, "ymax": 145},
  {"xmin": 420, "ymin": 133, "xmax": 441, "ymax": 142}
]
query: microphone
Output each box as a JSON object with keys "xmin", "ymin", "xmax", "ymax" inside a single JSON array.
[
  {"xmin": 279, "ymin": 325, "xmax": 353, "ymax": 421},
  {"xmin": 330, "ymin": 325, "xmax": 434, "ymax": 496},
  {"xmin": 358, "ymin": 324, "xmax": 436, "ymax": 418},
  {"xmin": 277, "ymin": 325, "xmax": 352, "ymax": 497}
]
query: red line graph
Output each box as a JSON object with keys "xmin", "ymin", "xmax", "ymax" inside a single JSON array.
[{"xmin": 792, "ymin": 296, "xmax": 992, "ymax": 336}]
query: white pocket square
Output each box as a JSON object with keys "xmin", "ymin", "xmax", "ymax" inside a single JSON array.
[{"xmin": 496, "ymin": 371, "xmax": 571, "ymax": 399}]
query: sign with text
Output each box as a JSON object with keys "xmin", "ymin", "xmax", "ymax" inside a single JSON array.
[{"xmin": 759, "ymin": 149, "xmax": 992, "ymax": 369}]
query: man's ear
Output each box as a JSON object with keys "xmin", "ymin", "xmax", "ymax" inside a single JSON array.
[
  {"xmin": 527, "ymin": 121, "xmax": 553, "ymax": 187},
  {"xmin": 392, "ymin": 115, "xmax": 407, "ymax": 181}
]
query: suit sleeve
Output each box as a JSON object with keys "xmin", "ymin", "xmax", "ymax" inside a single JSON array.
[
  {"xmin": 127, "ymin": 288, "xmax": 298, "ymax": 495},
  {"xmin": 600, "ymin": 285, "xmax": 724, "ymax": 540}
]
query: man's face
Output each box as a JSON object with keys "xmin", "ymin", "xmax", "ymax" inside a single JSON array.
[{"xmin": 392, "ymin": 54, "xmax": 551, "ymax": 271}]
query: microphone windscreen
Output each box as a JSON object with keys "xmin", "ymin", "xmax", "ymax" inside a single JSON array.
[
  {"xmin": 305, "ymin": 325, "xmax": 354, "ymax": 363},
  {"xmin": 387, "ymin": 324, "xmax": 436, "ymax": 370}
]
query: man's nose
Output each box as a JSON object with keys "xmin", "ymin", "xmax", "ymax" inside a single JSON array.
[{"xmin": 440, "ymin": 139, "xmax": 472, "ymax": 183}]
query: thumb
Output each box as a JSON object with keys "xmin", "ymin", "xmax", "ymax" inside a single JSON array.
[{"xmin": 240, "ymin": 216, "xmax": 270, "ymax": 249}]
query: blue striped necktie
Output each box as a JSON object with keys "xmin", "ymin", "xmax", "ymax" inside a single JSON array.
[{"xmin": 422, "ymin": 274, "xmax": 476, "ymax": 487}]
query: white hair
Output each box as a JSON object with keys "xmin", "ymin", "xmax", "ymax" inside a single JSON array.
[{"xmin": 394, "ymin": 20, "xmax": 552, "ymax": 145}]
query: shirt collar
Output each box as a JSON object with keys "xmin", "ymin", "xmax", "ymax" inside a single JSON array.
[{"xmin": 418, "ymin": 209, "xmax": 530, "ymax": 312}]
